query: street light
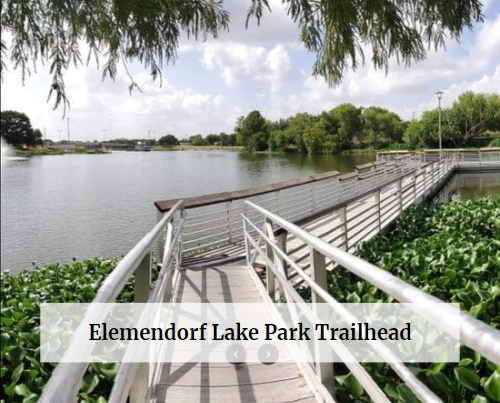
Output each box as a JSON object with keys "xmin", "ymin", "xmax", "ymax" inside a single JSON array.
[{"xmin": 435, "ymin": 90, "xmax": 444, "ymax": 159}]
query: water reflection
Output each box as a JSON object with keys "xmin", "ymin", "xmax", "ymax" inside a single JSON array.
[
  {"xmin": 435, "ymin": 172, "xmax": 500, "ymax": 202},
  {"xmin": 1, "ymin": 151, "xmax": 374, "ymax": 271}
]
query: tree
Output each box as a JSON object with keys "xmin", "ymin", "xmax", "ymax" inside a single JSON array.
[
  {"xmin": 158, "ymin": 134, "xmax": 179, "ymax": 147},
  {"xmin": 448, "ymin": 92, "xmax": 500, "ymax": 145},
  {"xmin": 285, "ymin": 113, "xmax": 316, "ymax": 153},
  {"xmin": 303, "ymin": 115, "xmax": 339, "ymax": 154},
  {"xmin": 2, "ymin": 0, "xmax": 484, "ymax": 110},
  {"xmin": 188, "ymin": 134, "xmax": 206, "ymax": 146},
  {"xmin": 362, "ymin": 107, "xmax": 404, "ymax": 148},
  {"xmin": 404, "ymin": 91, "xmax": 500, "ymax": 148},
  {"xmin": 404, "ymin": 109, "xmax": 455, "ymax": 149},
  {"xmin": 205, "ymin": 134, "xmax": 220, "ymax": 145},
  {"xmin": 235, "ymin": 111, "xmax": 269, "ymax": 151},
  {"xmin": 330, "ymin": 103, "xmax": 362, "ymax": 149},
  {"xmin": 0, "ymin": 110, "xmax": 41, "ymax": 147},
  {"xmin": 219, "ymin": 133, "xmax": 237, "ymax": 146}
]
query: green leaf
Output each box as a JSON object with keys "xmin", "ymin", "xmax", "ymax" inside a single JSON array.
[
  {"xmin": 426, "ymin": 371, "xmax": 454, "ymax": 396},
  {"xmin": 454, "ymin": 366, "xmax": 480, "ymax": 392},
  {"xmin": 396, "ymin": 384, "xmax": 420, "ymax": 403},
  {"xmin": 11, "ymin": 363, "xmax": 24, "ymax": 382},
  {"xmin": 82, "ymin": 374, "xmax": 100, "ymax": 394},
  {"xmin": 346, "ymin": 292, "xmax": 361, "ymax": 303},
  {"xmin": 484, "ymin": 370, "xmax": 500, "ymax": 401},
  {"xmin": 344, "ymin": 373, "xmax": 363, "ymax": 398},
  {"xmin": 14, "ymin": 384, "xmax": 32, "ymax": 398},
  {"xmin": 472, "ymin": 395, "xmax": 490, "ymax": 403}
]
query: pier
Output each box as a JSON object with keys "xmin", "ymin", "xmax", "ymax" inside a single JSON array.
[{"xmin": 39, "ymin": 150, "xmax": 500, "ymax": 403}]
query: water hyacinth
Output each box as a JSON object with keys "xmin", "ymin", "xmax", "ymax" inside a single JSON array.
[
  {"xmin": 0, "ymin": 258, "xmax": 136, "ymax": 402},
  {"xmin": 298, "ymin": 196, "xmax": 500, "ymax": 403},
  {"xmin": 1, "ymin": 198, "xmax": 499, "ymax": 402}
]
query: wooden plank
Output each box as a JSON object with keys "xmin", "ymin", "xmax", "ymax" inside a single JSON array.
[
  {"xmin": 156, "ymin": 363, "xmax": 304, "ymax": 386},
  {"xmin": 151, "ymin": 375, "xmax": 315, "ymax": 403}
]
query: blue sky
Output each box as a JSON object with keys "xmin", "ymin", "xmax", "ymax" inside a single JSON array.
[{"xmin": 1, "ymin": 0, "xmax": 499, "ymax": 141}]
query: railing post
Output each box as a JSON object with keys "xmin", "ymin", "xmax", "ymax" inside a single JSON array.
[
  {"xmin": 242, "ymin": 205, "xmax": 251, "ymax": 268},
  {"xmin": 375, "ymin": 190, "xmax": 381, "ymax": 232},
  {"xmin": 264, "ymin": 219, "xmax": 276, "ymax": 301},
  {"xmin": 310, "ymin": 182, "xmax": 317, "ymax": 214},
  {"xmin": 310, "ymin": 248, "xmax": 335, "ymax": 394},
  {"xmin": 397, "ymin": 179, "xmax": 403, "ymax": 213},
  {"xmin": 227, "ymin": 201, "xmax": 233, "ymax": 242},
  {"xmin": 130, "ymin": 251, "xmax": 151, "ymax": 403},
  {"xmin": 340, "ymin": 206, "xmax": 348, "ymax": 252},
  {"xmin": 156, "ymin": 211, "xmax": 165, "ymax": 265},
  {"xmin": 412, "ymin": 174, "xmax": 417, "ymax": 204},
  {"xmin": 163, "ymin": 221, "xmax": 174, "ymax": 302},
  {"xmin": 277, "ymin": 231, "xmax": 288, "ymax": 279}
]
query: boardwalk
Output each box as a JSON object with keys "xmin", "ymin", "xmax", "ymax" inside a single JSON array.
[
  {"xmin": 149, "ymin": 263, "xmax": 318, "ymax": 403},
  {"xmin": 38, "ymin": 151, "xmax": 500, "ymax": 403}
]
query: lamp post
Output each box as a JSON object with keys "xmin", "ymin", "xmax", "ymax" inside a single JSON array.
[{"xmin": 435, "ymin": 91, "xmax": 444, "ymax": 159}]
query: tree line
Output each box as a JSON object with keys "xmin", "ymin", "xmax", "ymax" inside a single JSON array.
[
  {"xmin": 3, "ymin": 91, "xmax": 498, "ymax": 151},
  {"xmin": 1, "ymin": 111, "xmax": 43, "ymax": 147},
  {"xmin": 234, "ymin": 91, "xmax": 499, "ymax": 153}
]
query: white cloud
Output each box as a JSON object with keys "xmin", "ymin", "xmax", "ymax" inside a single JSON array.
[
  {"xmin": 0, "ymin": 64, "xmax": 238, "ymax": 140},
  {"xmin": 1, "ymin": 2, "xmax": 498, "ymax": 138},
  {"xmin": 273, "ymin": 12, "xmax": 500, "ymax": 120},
  {"xmin": 201, "ymin": 43, "xmax": 292, "ymax": 90}
]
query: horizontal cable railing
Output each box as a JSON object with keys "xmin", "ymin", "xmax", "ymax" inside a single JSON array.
[
  {"xmin": 377, "ymin": 148, "xmax": 500, "ymax": 165},
  {"xmin": 242, "ymin": 199, "xmax": 500, "ymax": 403},
  {"xmin": 155, "ymin": 156, "xmax": 425, "ymax": 259},
  {"xmin": 247, "ymin": 155, "xmax": 456, "ymax": 281},
  {"xmin": 39, "ymin": 201, "xmax": 186, "ymax": 403}
]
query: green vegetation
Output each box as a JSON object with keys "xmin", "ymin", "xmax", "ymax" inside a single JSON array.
[
  {"xmin": 299, "ymin": 197, "xmax": 500, "ymax": 402},
  {"xmin": 15, "ymin": 148, "xmax": 108, "ymax": 157},
  {"xmin": 489, "ymin": 138, "xmax": 500, "ymax": 148},
  {"xmin": 405, "ymin": 92, "xmax": 500, "ymax": 149},
  {"xmin": 2, "ymin": 0, "xmax": 484, "ymax": 109},
  {"xmin": 1, "ymin": 111, "xmax": 43, "ymax": 147},
  {"xmin": 234, "ymin": 104, "xmax": 405, "ymax": 154},
  {"xmin": 2, "ymin": 199, "xmax": 499, "ymax": 402},
  {"xmin": 230, "ymin": 91, "xmax": 499, "ymax": 154},
  {"xmin": 157, "ymin": 134, "xmax": 179, "ymax": 147},
  {"xmin": 0, "ymin": 259, "xmax": 135, "ymax": 403}
]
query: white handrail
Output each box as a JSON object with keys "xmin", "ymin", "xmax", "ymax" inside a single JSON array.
[
  {"xmin": 38, "ymin": 200, "xmax": 185, "ymax": 403},
  {"xmin": 244, "ymin": 200, "xmax": 500, "ymax": 366},
  {"xmin": 243, "ymin": 214, "xmax": 443, "ymax": 403}
]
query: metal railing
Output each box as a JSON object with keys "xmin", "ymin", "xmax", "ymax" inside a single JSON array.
[
  {"xmin": 378, "ymin": 148, "xmax": 500, "ymax": 167},
  {"xmin": 39, "ymin": 201, "xmax": 186, "ymax": 403},
  {"xmin": 242, "ymin": 200, "xmax": 500, "ymax": 403},
  {"xmin": 155, "ymin": 156, "xmax": 424, "ymax": 259},
  {"xmin": 246, "ymin": 155, "xmax": 455, "ymax": 280}
]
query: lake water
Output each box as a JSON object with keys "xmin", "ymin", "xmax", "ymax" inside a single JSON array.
[
  {"xmin": 1, "ymin": 151, "xmax": 375, "ymax": 271},
  {"xmin": 435, "ymin": 172, "xmax": 500, "ymax": 202}
]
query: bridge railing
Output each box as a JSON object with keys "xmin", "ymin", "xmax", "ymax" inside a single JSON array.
[
  {"xmin": 378, "ymin": 148, "xmax": 500, "ymax": 166},
  {"xmin": 155, "ymin": 156, "xmax": 423, "ymax": 258},
  {"xmin": 256, "ymin": 155, "xmax": 455, "ymax": 281},
  {"xmin": 39, "ymin": 200, "xmax": 186, "ymax": 403},
  {"xmin": 242, "ymin": 199, "xmax": 500, "ymax": 403}
]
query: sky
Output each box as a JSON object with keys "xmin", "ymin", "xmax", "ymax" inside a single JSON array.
[{"xmin": 1, "ymin": 0, "xmax": 499, "ymax": 142}]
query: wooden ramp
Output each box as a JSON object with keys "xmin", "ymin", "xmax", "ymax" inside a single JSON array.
[{"xmin": 148, "ymin": 262, "xmax": 319, "ymax": 403}]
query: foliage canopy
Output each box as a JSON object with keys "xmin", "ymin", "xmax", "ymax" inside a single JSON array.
[
  {"xmin": 1, "ymin": 0, "xmax": 484, "ymax": 110},
  {"xmin": 0, "ymin": 110, "xmax": 42, "ymax": 147}
]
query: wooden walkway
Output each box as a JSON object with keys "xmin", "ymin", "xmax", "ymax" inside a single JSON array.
[{"xmin": 148, "ymin": 263, "xmax": 319, "ymax": 403}]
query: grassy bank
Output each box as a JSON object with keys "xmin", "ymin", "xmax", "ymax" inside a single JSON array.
[
  {"xmin": 298, "ymin": 197, "xmax": 500, "ymax": 402},
  {"xmin": 15, "ymin": 148, "xmax": 108, "ymax": 157},
  {"xmin": 153, "ymin": 145, "xmax": 243, "ymax": 152}
]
